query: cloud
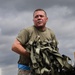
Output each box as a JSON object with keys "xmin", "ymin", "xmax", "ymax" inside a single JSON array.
[
  {"xmin": 0, "ymin": 0, "xmax": 75, "ymax": 13},
  {"xmin": 2, "ymin": 64, "xmax": 18, "ymax": 75},
  {"xmin": 0, "ymin": 28, "xmax": 1, "ymax": 35},
  {"xmin": 0, "ymin": 12, "xmax": 33, "ymax": 36}
]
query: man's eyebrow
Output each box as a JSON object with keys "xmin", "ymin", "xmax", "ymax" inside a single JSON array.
[{"xmin": 35, "ymin": 15, "xmax": 44, "ymax": 17}]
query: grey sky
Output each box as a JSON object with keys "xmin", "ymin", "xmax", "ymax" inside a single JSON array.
[{"xmin": 0, "ymin": 0, "xmax": 75, "ymax": 75}]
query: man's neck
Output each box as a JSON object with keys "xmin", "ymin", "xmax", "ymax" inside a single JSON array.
[{"xmin": 34, "ymin": 26, "xmax": 46, "ymax": 32}]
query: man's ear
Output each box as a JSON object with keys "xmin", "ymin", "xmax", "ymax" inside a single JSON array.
[{"xmin": 46, "ymin": 17, "xmax": 48, "ymax": 22}]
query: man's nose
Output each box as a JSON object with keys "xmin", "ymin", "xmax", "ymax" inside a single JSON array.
[{"xmin": 37, "ymin": 16, "xmax": 41, "ymax": 19}]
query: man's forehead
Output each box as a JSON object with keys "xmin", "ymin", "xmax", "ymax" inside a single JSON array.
[
  {"xmin": 34, "ymin": 11, "xmax": 45, "ymax": 16},
  {"xmin": 34, "ymin": 11, "xmax": 45, "ymax": 13}
]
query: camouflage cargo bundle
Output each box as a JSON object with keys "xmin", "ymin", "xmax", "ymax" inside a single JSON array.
[{"xmin": 26, "ymin": 36, "xmax": 73, "ymax": 75}]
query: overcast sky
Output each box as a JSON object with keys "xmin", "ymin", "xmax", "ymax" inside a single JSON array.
[{"xmin": 0, "ymin": 0, "xmax": 75, "ymax": 75}]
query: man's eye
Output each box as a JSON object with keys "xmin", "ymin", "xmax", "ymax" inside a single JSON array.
[
  {"xmin": 35, "ymin": 15, "xmax": 38, "ymax": 18},
  {"xmin": 35, "ymin": 15, "xmax": 44, "ymax": 18},
  {"xmin": 40, "ymin": 15, "xmax": 43, "ymax": 17}
]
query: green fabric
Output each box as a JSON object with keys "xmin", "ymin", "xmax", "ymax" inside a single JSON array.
[
  {"xmin": 16, "ymin": 25, "xmax": 58, "ymax": 65},
  {"xmin": 28, "ymin": 38, "xmax": 73, "ymax": 75}
]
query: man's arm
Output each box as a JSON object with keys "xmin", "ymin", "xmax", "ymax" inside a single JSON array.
[{"xmin": 11, "ymin": 39, "xmax": 29, "ymax": 57}]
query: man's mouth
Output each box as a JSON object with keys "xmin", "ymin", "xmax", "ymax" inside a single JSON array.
[{"xmin": 37, "ymin": 20, "xmax": 42, "ymax": 23}]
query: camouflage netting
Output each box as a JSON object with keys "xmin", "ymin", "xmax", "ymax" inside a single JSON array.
[{"xmin": 26, "ymin": 37, "xmax": 75, "ymax": 75}]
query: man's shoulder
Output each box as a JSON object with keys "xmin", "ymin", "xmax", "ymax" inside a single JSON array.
[
  {"xmin": 46, "ymin": 27, "xmax": 54, "ymax": 32},
  {"xmin": 46, "ymin": 27, "xmax": 55, "ymax": 36},
  {"xmin": 21, "ymin": 26, "xmax": 34, "ymax": 32},
  {"xmin": 26, "ymin": 26, "xmax": 34, "ymax": 30},
  {"xmin": 25, "ymin": 26, "xmax": 35, "ymax": 33}
]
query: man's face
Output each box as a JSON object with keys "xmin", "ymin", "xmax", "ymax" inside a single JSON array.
[{"xmin": 33, "ymin": 11, "xmax": 48, "ymax": 28}]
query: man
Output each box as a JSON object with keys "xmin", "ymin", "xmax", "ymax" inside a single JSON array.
[{"xmin": 12, "ymin": 9, "xmax": 58, "ymax": 75}]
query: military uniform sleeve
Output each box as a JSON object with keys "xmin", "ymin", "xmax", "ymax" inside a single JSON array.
[{"xmin": 16, "ymin": 29, "xmax": 29, "ymax": 45}]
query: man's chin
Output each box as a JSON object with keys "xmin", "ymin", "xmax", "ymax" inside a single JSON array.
[
  {"xmin": 35, "ymin": 25, "xmax": 43, "ymax": 28},
  {"xmin": 35, "ymin": 24, "xmax": 44, "ymax": 27}
]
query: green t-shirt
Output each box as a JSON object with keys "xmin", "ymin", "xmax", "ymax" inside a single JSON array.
[{"xmin": 17, "ymin": 25, "xmax": 58, "ymax": 65}]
